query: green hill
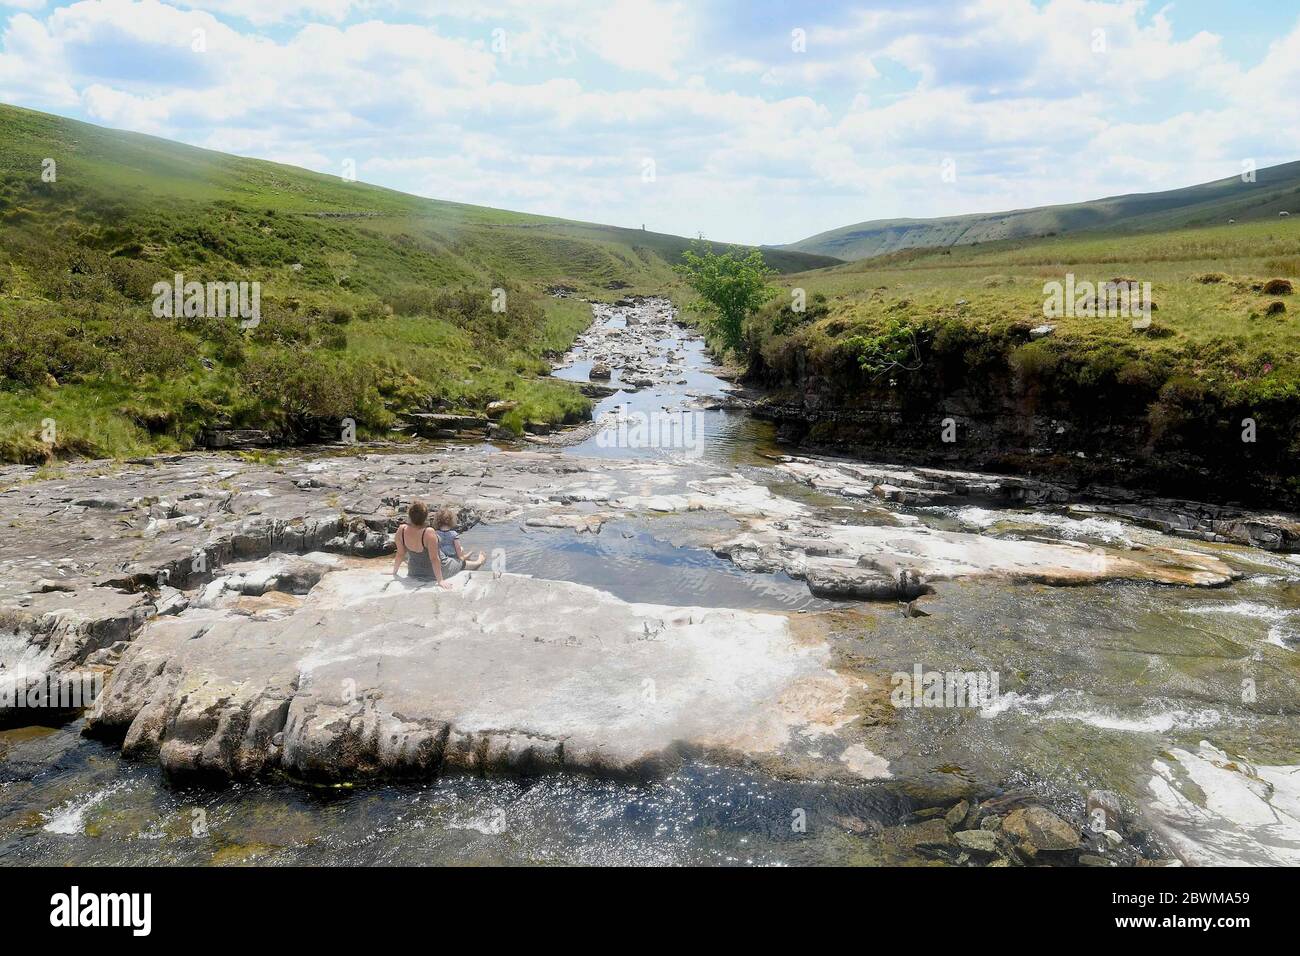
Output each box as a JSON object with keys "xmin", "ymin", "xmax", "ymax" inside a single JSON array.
[
  {"xmin": 0, "ymin": 102, "xmax": 836, "ymax": 461},
  {"xmin": 781, "ymin": 161, "xmax": 1300, "ymax": 261}
]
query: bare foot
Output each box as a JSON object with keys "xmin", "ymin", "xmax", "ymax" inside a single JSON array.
[{"xmin": 465, "ymin": 551, "xmax": 487, "ymax": 571}]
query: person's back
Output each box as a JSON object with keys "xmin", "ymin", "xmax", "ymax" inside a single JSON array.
[
  {"xmin": 403, "ymin": 523, "xmax": 436, "ymax": 579},
  {"xmin": 392, "ymin": 499, "xmax": 448, "ymax": 587},
  {"xmin": 435, "ymin": 526, "xmax": 459, "ymax": 560}
]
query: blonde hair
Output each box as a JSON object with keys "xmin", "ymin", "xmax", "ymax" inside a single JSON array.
[
  {"xmin": 407, "ymin": 499, "xmax": 428, "ymax": 526},
  {"xmin": 434, "ymin": 507, "xmax": 456, "ymax": 529}
]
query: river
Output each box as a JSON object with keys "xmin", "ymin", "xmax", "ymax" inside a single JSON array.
[{"xmin": 2, "ymin": 297, "xmax": 1297, "ymax": 866}]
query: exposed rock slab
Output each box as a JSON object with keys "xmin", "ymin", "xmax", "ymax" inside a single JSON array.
[
  {"xmin": 779, "ymin": 454, "xmax": 1300, "ymax": 552},
  {"xmin": 1145, "ymin": 741, "xmax": 1300, "ymax": 866},
  {"xmin": 86, "ymin": 568, "xmax": 867, "ymax": 784},
  {"xmin": 712, "ymin": 514, "xmax": 1237, "ymax": 591},
  {"xmin": 777, "ymin": 455, "xmax": 1072, "ymax": 507},
  {"xmin": 0, "ymin": 442, "xmax": 1247, "ymax": 731}
]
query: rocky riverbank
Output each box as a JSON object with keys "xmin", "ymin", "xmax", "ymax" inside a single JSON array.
[
  {"xmin": 3, "ymin": 295, "xmax": 1299, "ymax": 867},
  {"xmin": 773, "ymin": 454, "xmax": 1300, "ymax": 552},
  {"xmin": 749, "ymin": 373, "xmax": 1300, "ymax": 515},
  {"xmin": 1, "ymin": 445, "xmax": 1233, "ymax": 737}
]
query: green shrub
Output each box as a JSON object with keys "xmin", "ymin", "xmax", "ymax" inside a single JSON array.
[{"xmin": 843, "ymin": 317, "xmax": 928, "ymax": 381}]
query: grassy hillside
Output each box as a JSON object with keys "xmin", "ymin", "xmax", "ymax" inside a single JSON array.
[
  {"xmin": 743, "ymin": 219, "xmax": 1300, "ymax": 506},
  {"xmin": 0, "ymin": 102, "xmax": 836, "ymax": 462},
  {"xmin": 782, "ymin": 161, "xmax": 1300, "ymax": 261}
]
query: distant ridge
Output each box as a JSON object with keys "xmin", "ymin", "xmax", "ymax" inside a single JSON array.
[{"xmin": 779, "ymin": 161, "xmax": 1300, "ymax": 261}]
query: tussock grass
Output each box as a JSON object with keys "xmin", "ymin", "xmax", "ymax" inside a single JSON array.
[{"xmin": 757, "ymin": 220, "xmax": 1300, "ymax": 405}]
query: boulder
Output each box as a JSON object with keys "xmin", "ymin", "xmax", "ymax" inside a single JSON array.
[
  {"xmin": 1086, "ymin": 789, "xmax": 1123, "ymax": 832},
  {"xmin": 524, "ymin": 514, "xmax": 606, "ymax": 533},
  {"xmin": 1002, "ymin": 806, "xmax": 1081, "ymax": 851},
  {"xmin": 579, "ymin": 382, "xmax": 619, "ymax": 398},
  {"xmin": 954, "ymin": 829, "xmax": 999, "ymax": 855},
  {"xmin": 945, "ymin": 799, "xmax": 971, "ymax": 829},
  {"xmin": 887, "ymin": 818, "xmax": 953, "ymax": 854},
  {"xmin": 804, "ymin": 562, "xmax": 902, "ymax": 601}
]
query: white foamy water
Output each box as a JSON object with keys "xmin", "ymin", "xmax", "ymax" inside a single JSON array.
[
  {"xmin": 448, "ymin": 808, "xmax": 508, "ymax": 836},
  {"xmin": 1183, "ymin": 602, "xmax": 1298, "ymax": 649},
  {"xmin": 0, "ymin": 629, "xmax": 51, "ymax": 671},
  {"xmin": 1043, "ymin": 707, "xmax": 1223, "ymax": 734},
  {"xmin": 42, "ymin": 781, "xmax": 129, "ymax": 835},
  {"xmin": 978, "ymin": 690, "xmax": 1056, "ymax": 717},
  {"xmin": 981, "ymin": 691, "xmax": 1225, "ymax": 733},
  {"xmin": 0, "ymin": 630, "xmax": 54, "ymax": 701}
]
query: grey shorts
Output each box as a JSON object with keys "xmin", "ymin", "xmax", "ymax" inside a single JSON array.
[{"xmin": 440, "ymin": 555, "xmax": 464, "ymax": 578}]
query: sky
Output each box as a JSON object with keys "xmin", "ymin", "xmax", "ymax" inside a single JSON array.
[{"xmin": 1, "ymin": 0, "xmax": 1298, "ymax": 245}]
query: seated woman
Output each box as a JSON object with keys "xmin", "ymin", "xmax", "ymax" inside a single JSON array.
[{"xmin": 392, "ymin": 500, "xmax": 484, "ymax": 587}]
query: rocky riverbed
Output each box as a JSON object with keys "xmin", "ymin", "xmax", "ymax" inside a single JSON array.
[{"xmin": 2, "ymin": 296, "xmax": 1299, "ymax": 867}]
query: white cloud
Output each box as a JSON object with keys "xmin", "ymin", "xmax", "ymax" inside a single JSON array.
[
  {"xmin": 0, "ymin": 0, "xmax": 1296, "ymax": 244},
  {"xmin": 170, "ymin": 0, "xmax": 357, "ymax": 26},
  {"xmin": 0, "ymin": 12, "xmax": 78, "ymax": 105},
  {"xmin": 587, "ymin": 0, "xmax": 692, "ymax": 80}
]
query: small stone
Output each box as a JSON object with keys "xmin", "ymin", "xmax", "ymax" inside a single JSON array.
[
  {"xmin": 1002, "ymin": 806, "xmax": 1081, "ymax": 851},
  {"xmin": 954, "ymin": 829, "xmax": 998, "ymax": 854},
  {"xmin": 945, "ymin": 799, "xmax": 970, "ymax": 829},
  {"xmin": 895, "ymin": 818, "xmax": 952, "ymax": 851},
  {"xmin": 1079, "ymin": 854, "xmax": 1114, "ymax": 867},
  {"xmin": 1087, "ymin": 789, "xmax": 1122, "ymax": 831},
  {"xmin": 831, "ymin": 814, "xmax": 870, "ymax": 834}
]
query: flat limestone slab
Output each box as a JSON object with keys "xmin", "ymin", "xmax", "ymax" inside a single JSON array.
[
  {"xmin": 715, "ymin": 517, "xmax": 1237, "ymax": 589},
  {"xmin": 1145, "ymin": 741, "xmax": 1300, "ymax": 866},
  {"xmin": 87, "ymin": 568, "xmax": 866, "ymax": 783}
]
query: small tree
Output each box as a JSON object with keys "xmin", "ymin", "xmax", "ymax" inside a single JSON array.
[{"xmin": 674, "ymin": 241, "xmax": 777, "ymax": 356}]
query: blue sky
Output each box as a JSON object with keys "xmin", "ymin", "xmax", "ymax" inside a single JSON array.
[{"xmin": 1, "ymin": 0, "xmax": 1298, "ymax": 244}]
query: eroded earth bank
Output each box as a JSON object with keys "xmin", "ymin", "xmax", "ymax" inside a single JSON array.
[{"xmin": 2, "ymin": 297, "xmax": 1298, "ymax": 866}]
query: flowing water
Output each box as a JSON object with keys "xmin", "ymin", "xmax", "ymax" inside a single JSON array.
[{"xmin": 3, "ymin": 300, "xmax": 1298, "ymax": 866}]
